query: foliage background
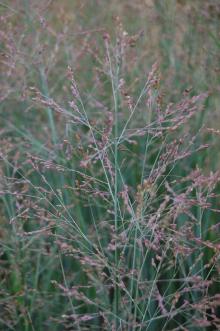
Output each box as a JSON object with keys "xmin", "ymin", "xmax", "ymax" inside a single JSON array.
[{"xmin": 0, "ymin": 1, "xmax": 220, "ymax": 330}]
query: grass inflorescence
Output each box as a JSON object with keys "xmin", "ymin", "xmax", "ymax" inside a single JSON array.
[{"xmin": 0, "ymin": 1, "xmax": 220, "ymax": 330}]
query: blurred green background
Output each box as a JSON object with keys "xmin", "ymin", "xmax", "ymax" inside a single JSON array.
[{"xmin": 0, "ymin": 1, "xmax": 220, "ymax": 330}]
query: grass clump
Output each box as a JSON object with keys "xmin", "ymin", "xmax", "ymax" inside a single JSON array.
[{"xmin": 0, "ymin": 1, "xmax": 220, "ymax": 330}]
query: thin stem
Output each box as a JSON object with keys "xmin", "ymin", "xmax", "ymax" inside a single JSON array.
[
  {"xmin": 39, "ymin": 66, "xmax": 58, "ymax": 145},
  {"xmin": 106, "ymin": 39, "xmax": 120, "ymax": 329}
]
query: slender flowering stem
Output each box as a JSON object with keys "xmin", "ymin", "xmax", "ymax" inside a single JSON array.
[{"xmin": 105, "ymin": 37, "xmax": 120, "ymax": 329}]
